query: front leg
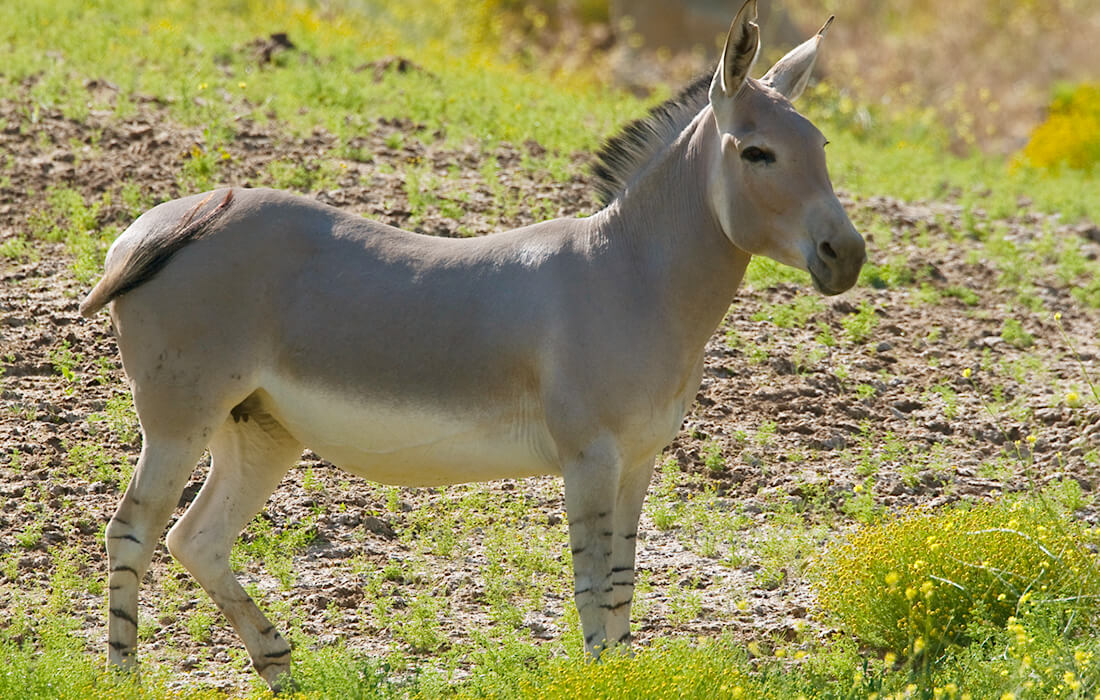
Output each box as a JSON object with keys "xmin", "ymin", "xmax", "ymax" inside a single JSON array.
[
  {"xmin": 562, "ymin": 436, "xmax": 623, "ymax": 658},
  {"xmin": 604, "ymin": 459, "xmax": 655, "ymax": 650}
]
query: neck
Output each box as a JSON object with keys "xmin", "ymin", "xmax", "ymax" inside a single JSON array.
[{"xmin": 588, "ymin": 107, "xmax": 751, "ymax": 354}]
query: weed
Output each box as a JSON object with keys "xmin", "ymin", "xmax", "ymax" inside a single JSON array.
[
  {"xmin": 647, "ymin": 460, "xmax": 682, "ymax": 531},
  {"xmin": 1000, "ymin": 318, "xmax": 1035, "ymax": 348},
  {"xmin": 88, "ymin": 394, "xmax": 139, "ymax": 446},
  {"xmin": 0, "ymin": 236, "xmax": 37, "ymax": 262},
  {"xmin": 841, "ymin": 302, "xmax": 879, "ymax": 344},
  {"xmin": 232, "ymin": 513, "xmax": 318, "ymax": 590},
  {"xmin": 185, "ymin": 608, "xmax": 215, "ymax": 645},
  {"xmin": 48, "ymin": 340, "xmax": 80, "ymax": 387},
  {"xmin": 395, "ymin": 592, "xmax": 446, "ymax": 653},
  {"xmin": 66, "ymin": 440, "xmax": 121, "ymax": 485},
  {"xmin": 667, "ymin": 578, "xmax": 704, "ymax": 624},
  {"xmin": 16, "ymin": 518, "xmax": 43, "ymax": 549},
  {"xmin": 702, "ymin": 441, "xmax": 725, "ymax": 473},
  {"xmin": 754, "ymin": 508, "xmax": 824, "ymax": 589}
]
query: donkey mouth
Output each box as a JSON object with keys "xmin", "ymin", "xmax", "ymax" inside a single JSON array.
[
  {"xmin": 809, "ymin": 268, "xmax": 848, "ymax": 296},
  {"xmin": 807, "ymin": 245, "xmax": 864, "ymax": 296}
]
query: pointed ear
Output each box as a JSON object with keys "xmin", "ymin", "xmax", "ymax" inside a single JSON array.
[
  {"xmin": 709, "ymin": 0, "xmax": 760, "ymax": 102},
  {"xmin": 761, "ymin": 15, "xmax": 833, "ymax": 101}
]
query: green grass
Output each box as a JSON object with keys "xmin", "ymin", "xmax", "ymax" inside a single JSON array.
[{"xmin": 0, "ymin": 0, "xmax": 645, "ymax": 159}]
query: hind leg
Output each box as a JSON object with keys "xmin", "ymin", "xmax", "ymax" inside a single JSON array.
[
  {"xmin": 165, "ymin": 406, "xmax": 302, "ymax": 691},
  {"xmin": 107, "ymin": 430, "xmax": 211, "ymax": 672}
]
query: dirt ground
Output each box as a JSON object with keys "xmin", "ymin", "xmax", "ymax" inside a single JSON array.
[{"xmin": 1, "ymin": 92, "xmax": 1099, "ymax": 693}]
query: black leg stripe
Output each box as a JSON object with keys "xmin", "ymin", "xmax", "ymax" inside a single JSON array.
[
  {"xmin": 108, "ymin": 534, "xmax": 142, "ymax": 544},
  {"xmin": 571, "ymin": 546, "xmax": 586, "ymax": 555},
  {"xmin": 265, "ymin": 649, "xmax": 291, "ymax": 659},
  {"xmin": 617, "ymin": 632, "xmax": 632, "ymax": 645},
  {"xmin": 611, "ymin": 566, "xmax": 633, "ymax": 573},
  {"xmin": 623, "ymin": 533, "xmax": 637, "ymax": 540},
  {"xmin": 110, "ymin": 565, "xmax": 139, "ymax": 577},
  {"xmin": 110, "ymin": 607, "xmax": 138, "ymax": 627},
  {"xmin": 574, "ymin": 587, "xmax": 592, "ymax": 597},
  {"xmin": 108, "ymin": 640, "xmax": 129, "ymax": 652},
  {"xmin": 612, "ymin": 582, "xmax": 633, "ymax": 588},
  {"xmin": 600, "ymin": 599, "xmax": 631, "ymax": 612}
]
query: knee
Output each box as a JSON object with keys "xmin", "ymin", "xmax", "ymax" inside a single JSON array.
[{"xmin": 105, "ymin": 515, "xmax": 144, "ymax": 558}]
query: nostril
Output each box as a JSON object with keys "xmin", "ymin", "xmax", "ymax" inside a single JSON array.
[{"xmin": 819, "ymin": 240, "xmax": 838, "ymax": 261}]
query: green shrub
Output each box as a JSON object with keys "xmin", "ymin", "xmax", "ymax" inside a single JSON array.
[
  {"xmin": 1022, "ymin": 83, "xmax": 1100, "ymax": 172},
  {"xmin": 813, "ymin": 494, "xmax": 1100, "ymax": 661}
]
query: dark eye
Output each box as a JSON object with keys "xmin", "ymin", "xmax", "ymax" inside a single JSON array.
[{"xmin": 741, "ymin": 146, "xmax": 775, "ymax": 164}]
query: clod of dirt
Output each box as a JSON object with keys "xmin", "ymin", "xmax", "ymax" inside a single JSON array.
[
  {"xmin": 249, "ymin": 32, "xmax": 296, "ymax": 66},
  {"xmin": 356, "ymin": 56, "xmax": 434, "ymax": 83}
]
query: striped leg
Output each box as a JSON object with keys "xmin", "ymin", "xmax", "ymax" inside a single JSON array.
[
  {"xmin": 106, "ymin": 433, "xmax": 208, "ymax": 673},
  {"xmin": 562, "ymin": 436, "xmax": 623, "ymax": 658},
  {"xmin": 604, "ymin": 460, "xmax": 655, "ymax": 651},
  {"xmin": 165, "ymin": 412, "xmax": 301, "ymax": 692}
]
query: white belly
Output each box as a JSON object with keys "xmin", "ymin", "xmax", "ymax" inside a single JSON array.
[{"xmin": 260, "ymin": 373, "xmax": 560, "ymax": 486}]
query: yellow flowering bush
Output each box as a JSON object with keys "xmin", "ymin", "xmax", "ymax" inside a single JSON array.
[
  {"xmin": 813, "ymin": 497, "xmax": 1100, "ymax": 661},
  {"xmin": 1021, "ymin": 84, "xmax": 1100, "ymax": 172}
]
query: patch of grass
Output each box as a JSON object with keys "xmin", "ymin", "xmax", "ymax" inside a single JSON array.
[
  {"xmin": 66, "ymin": 439, "xmax": 123, "ymax": 485},
  {"xmin": 88, "ymin": 393, "xmax": 140, "ymax": 446},
  {"xmin": 0, "ymin": 236, "xmax": 37, "ymax": 262},
  {"xmin": 646, "ymin": 458, "xmax": 683, "ymax": 531},
  {"xmin": 184, "ymin": 608, "xmax": 216, "ymax": 645},
  {"xmin": 750, "ymin": 296, "xmax": 823, "ymax": 329},
  {"xmin": 26, "ymin": 187, "xmax": 120, "ymax": 284},
  {"xmin": 743, "ymin": 256, "xmax": 812, "ymax": 290},
  {"xmin": 1001, "ymin": 318, "xmax": 1036, "ymax": 348},
  {"xmin": 232, "ymin": 513, "xmax": 318, "ymax": 590},
  {"xmin": 840, "ymin": 301, "xmax": 879, "ymax": 344},
  {"xmin": 0, "ymin": 0, "xmax": 647, "ymax": 166}
]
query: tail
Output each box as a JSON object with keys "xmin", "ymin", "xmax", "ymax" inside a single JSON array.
[{"xmin": 79, "ymin": 189, "xmax": 235, "ymax": 318}]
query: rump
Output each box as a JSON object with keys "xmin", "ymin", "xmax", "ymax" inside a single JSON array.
[{"xmin": 79, "ymin": 189, "xmax": 236, "ymax": 317}]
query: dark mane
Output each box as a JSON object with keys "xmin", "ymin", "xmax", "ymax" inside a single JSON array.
[{"xmin": 592, "ymin": 73, "xmax": 712, "ymax": 206}]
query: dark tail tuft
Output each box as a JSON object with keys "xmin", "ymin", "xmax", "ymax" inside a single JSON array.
[{"xmin": 80, "ymin": 189, "xmax": 235, "ymax": 317}]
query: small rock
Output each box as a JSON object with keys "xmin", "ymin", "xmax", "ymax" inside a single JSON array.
[
  {"xmin": 892, "ymin": 398, "xmax": 923, "ymax": 413},
  {"xmin": 363, "ymin": 516, "xmax": 396, "ymax": 539}
]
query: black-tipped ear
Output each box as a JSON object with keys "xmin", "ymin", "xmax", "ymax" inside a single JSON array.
[
  {"xmin": 761, "ymin": 15, "xmax": 833, "ymax": 101},
  {"xmin": 710, "ymin": 0, "xmax": 760, "ymax": 101}
]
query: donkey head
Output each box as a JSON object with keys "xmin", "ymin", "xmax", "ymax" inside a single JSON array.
[{"xmin": 706, "ymin": 0, "xmax": 864, "ymax": 295}]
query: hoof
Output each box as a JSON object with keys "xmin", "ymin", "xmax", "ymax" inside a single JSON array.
[{"xmin": 259, "ymin": 662, "xmax": 294, "ymax": 694}]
